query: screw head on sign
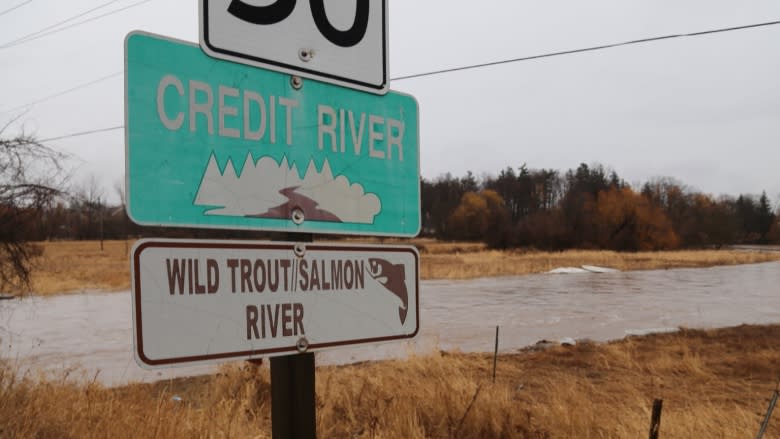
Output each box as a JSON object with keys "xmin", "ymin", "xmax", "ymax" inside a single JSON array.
[
  {"xmin": 296, "ymin": 337, "xmax": 309, "ymax": 353},
  {"xmin": 291, "ymin": 208, "xmax": 305, "ymax": 225},
  {"xmin": 290, "ymin": 76, "xmax": 303, "ymax": 90},
  {"xmin": 298, "ymin": 49, "xmax": 312, "ymax": 62},
  {"xmin": 293, "ymin": 243, "xmax": 306, "ymax": 258}
]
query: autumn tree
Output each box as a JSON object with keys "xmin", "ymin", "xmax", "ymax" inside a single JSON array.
[
  {"xmin": 595, "ymin": 187, "xmax": 678, "ymax": 251},
  {"xmin": 640, "ymin": 177, "xmax": 741, "ymax": 247},
  {"xmin": 484, "ymin": 166, "xmax": 523, "ymax": 221},
  {"xmin": 446, "ymin": 190, "xmax": 509, "ymax": 242},
  {"xmin": 560, "ymin": 163, "xmax": 617, "ymax": 247},
  {"xmin": 421, "ymin": 172, "xmax": 482, "ymax": 238},
  {"xmin": 641, "ymin": 177, "xmax": 689, "ymax": 226},
  {"xmin": 0, "ymin": 128, "xmax": 67, "ymax": 294}
]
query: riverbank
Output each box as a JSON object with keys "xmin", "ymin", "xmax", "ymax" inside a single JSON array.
[
  {"xmin": 2, "ymin": 324, "xmax": 778, "ymax": 437},
  {"xmin": 26, "ymin": 239, "xmax": 780, "ymax": 295}
]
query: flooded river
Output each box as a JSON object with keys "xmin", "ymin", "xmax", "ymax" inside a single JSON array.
[{"xmin": 2, "ymin": 261, "xmax": 779, "ymax": 385}]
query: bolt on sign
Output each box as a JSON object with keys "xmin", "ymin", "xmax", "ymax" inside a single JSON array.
[
  {"xmin": 200, "ymin": 0, "xmax": 389, "ymax": 94},
  {"xmin": 131, "ymin": 239, "xmax": 419, "ymax": 368},
  {"xmin": 125, "ymin": 32, "xmax": 420, "ymax": 237}
]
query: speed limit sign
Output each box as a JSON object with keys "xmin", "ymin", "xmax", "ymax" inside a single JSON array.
[{"xmin": 200, "ymin": 0, "xmax": 388, "ymax": 95}]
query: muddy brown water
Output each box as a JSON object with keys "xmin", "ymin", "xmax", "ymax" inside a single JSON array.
[{"xmin": 2, "ymin": 262, "xmax": 779, "ymax": 386}]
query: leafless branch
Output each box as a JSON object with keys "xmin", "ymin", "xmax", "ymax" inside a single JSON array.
[{"xmin": 0, "ymin": 129, "xmax": 68, "ymax": 294}]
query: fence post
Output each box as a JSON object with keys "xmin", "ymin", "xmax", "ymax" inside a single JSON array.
[
  {"xmin": 648, "ymin": 399, "xmax": 663, "ymax": 439},
  {"xmin": 492, "ymin": 326, "xmax": 499, "ymax": 383}
]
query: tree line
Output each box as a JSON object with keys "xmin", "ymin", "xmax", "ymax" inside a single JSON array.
[
  {"xmin": 7, "ymin": 131, "xmax": 775, "ymax": 293},
  {"xmin": 422, "ymin": 163, "xmax": 779, "ymax": 250},
  {"xmin": 10, "ymin": 163, "xmax": 780, "ymax": 252}
]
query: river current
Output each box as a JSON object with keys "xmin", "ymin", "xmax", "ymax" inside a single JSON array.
[{"xmin": 2, "ymin": 261, "xmax": 779, "ymax": 385}]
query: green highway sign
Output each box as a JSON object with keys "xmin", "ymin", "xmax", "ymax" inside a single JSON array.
[{"xmin": 125, "ymin": 32, "xmax": 420, "ymax": 236}]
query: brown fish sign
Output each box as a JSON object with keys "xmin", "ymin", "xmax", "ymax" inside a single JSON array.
[
  {"xmin": 367, "ymin": 258, "xmax": 408, "ymax": 325},
  {"xmin": 248, "ymin": 186, "xmax": 342, "ymax": 223}
]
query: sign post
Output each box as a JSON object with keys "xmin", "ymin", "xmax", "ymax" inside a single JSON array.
[
  {"xmin": 271, "ymin": 352, "xmax": 316, "ymax": 438},
  {"xmin": 127, "ymin": 4, "xmax": 418, "ymax": 437},
  {"xmin": 272, "ymin": 234, "xmax": 315, "ymax": 439},
  {"xmin": 132, "ymin": 238, "xmax": 419, "ymax": 438}
]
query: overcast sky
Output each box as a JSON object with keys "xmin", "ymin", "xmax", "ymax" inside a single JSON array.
[{"xmin": 1, "ymin": 0, "xmax": 779, "ymax": 206}]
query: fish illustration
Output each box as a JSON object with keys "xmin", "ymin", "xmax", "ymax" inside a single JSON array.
[
  {"xmin": 247, "ymin": 186, "xmax": 341, "ymax": 222},
  {"xmin": 367, "ymin": 258, "xmax": 408, "ymax": 325}
]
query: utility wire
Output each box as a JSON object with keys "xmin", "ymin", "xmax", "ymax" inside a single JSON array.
[
  {"xmin": 4, "ymin": 71, "xmax": 123, "ymax": 113},
  {"xmin": 7, "ymin": 0, "xmax": 156, "ymax": 49},
  {"xmin": 393, "ymin": 19, "xmax": 780, "ymax": 81},
  {"xmin": 33, "ymin": 18, "xmax": 780, "ymax": 143},
  {"xmin": 0, "ymin": 0, "xmax": 148, "ymax": 49},
  {"xmin": 40, "ymin": 125, "xmax": 124, "ymax": 143},
  {"xmin": 14, "ymin": 17, "xmax": 780, "ymax": 112},
  {"xmin": 1, "ymin": 0, "xmax": 124, "ymax": 48},
  {"xmin": 0, "ymin": 0, "xmax": 32, "ymax": 18}
]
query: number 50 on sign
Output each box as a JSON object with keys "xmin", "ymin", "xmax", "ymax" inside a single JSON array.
[{"xmin": 201, "ymin": 0, "xmax": 388, "ymax": 94}]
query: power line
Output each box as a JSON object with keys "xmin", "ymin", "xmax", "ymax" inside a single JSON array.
[
  {"xmin": 40, "ymin": 125, "xmax": 123, "ymax": 143},
  {"xmin": 14, "ymin": 17, "xmax": 780, "ymax": 113},
  {"xmin": 4, "ymin": 71, "xmax": 122, "ymax": 113},
  {"xmin": 0, "ymin": 0, "xmax": 32, "ymax": 18},
  {"xmin": 32, "ymin": 17, "xmax": 780, "ymax": 143},
  {"xmin": 1, "ymin": 0, "xmax": 124, "ymax": 48},
  {"xmin": 393, "ymin": 19, "xmax": 780, "ymax": 81},
  {"xmin": 12, "ymin": 0, "xmax": 156, "ymax": 49},
  {"xmin": 0, "ymin": 0, "xmax": 153, "ymax": 49}
]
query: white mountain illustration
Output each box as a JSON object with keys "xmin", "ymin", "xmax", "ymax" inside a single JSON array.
[{"xmin": 194, "ymin": 153, "xmax": 381, "ymax": 224}]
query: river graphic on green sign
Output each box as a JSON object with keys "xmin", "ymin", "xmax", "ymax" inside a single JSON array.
[
  {"xmin": 195, "ymin": 154, "xmax": 381, "ymax": 223},
  {"xmin": 125, "ymin": 32, "xmax": 419, "ymax": 236}
]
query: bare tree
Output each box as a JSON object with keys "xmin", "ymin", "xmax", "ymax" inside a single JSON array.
[
  {"xmin": 73, "ymin": 174, "xmax": 105, "ymax": 249},
  {"xmin": 0, "ymin": 121, "xmax": 67, "ymax": 295}
]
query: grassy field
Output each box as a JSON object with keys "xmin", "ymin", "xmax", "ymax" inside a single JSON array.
[
  {"xmin": 27, "ymin": 239, "xmax": 780, "ymax": 295},
  {"xmin": 2, "ymin": 324, "xmax": 779, "ymax": 438},
  {"xmin": 8, "ymin": 240, "xmax": 780, "ymax": 437}
]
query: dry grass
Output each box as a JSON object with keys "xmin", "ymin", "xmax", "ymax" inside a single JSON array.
[
  {"xmin": 2, "ymin": 324, "xmax": 780, "ymax": 438},
  {"xmin": 30, "ymin": 240, "xmax": 132, "ymax": 295},
  {"xmin": 27, "ymin": 239, "xmax": 780, "ymax": 295},
  {"xmin": 419, "ymin": 248, "xmax": 780, "ymax": 280}
]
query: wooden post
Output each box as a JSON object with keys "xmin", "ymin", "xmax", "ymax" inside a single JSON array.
[{"xmin": 648, "ymin": 399, "xmax": 663, "ymax": 439}]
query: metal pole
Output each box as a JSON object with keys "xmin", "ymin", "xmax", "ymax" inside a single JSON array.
[
  {"xmin": 648, "ymin": 399, "xmax": 663, "ymax": 439},
  {"xmin": 271, "ymin": 353, "xmax": 316, "ymax": 439}
]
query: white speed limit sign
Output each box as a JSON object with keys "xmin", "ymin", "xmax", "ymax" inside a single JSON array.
[{"xmin": 200, "ymin": 0, "xmax": 389, "ymax": 94}]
